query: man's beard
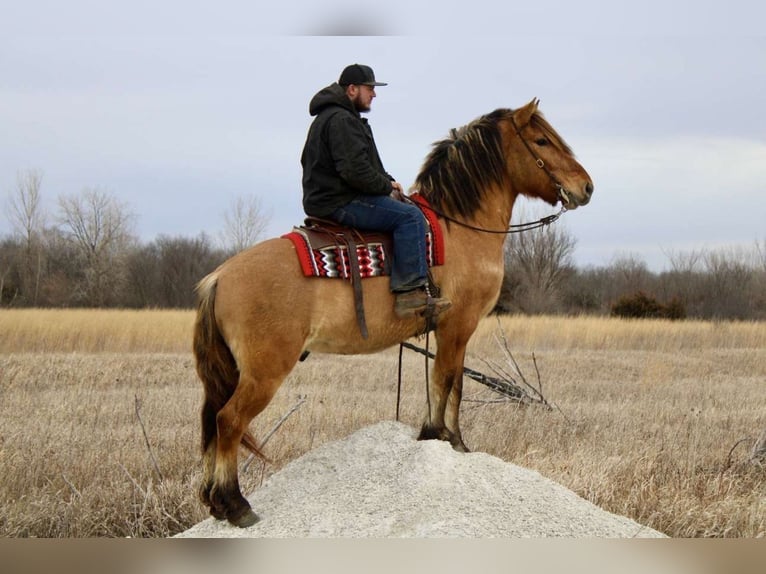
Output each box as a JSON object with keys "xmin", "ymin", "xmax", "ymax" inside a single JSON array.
[{"xmin": 352, "ymin": 93, "xmax": 371, "ymax": 113}]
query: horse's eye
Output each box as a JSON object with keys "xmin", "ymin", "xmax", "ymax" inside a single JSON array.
[{"xmin": 535, "ymin": 138, "xmax": 549, "ymax": 146}]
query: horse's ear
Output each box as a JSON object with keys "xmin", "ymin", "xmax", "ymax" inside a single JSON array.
[{"xmin": 513, "ymin": 98, "xmax": 539, "ymax": 128}]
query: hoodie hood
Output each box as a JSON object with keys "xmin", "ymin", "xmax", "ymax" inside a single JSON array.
[{"xmin": 309, "ymin": 83, "xmax": 357, "ymax": 117}]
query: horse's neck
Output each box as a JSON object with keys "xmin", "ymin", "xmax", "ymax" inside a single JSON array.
[
  {"xmin": 472, "ymin": 183, "xmax": 518, "ymax": 235},
  {"xmin": 443, "ymin": 185, "xmax": 516, "ymax": 265}
]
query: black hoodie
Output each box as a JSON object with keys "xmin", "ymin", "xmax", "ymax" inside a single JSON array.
[{"xmin": 301, "ymin": 83, "xmax": 394, "ymax": 217}]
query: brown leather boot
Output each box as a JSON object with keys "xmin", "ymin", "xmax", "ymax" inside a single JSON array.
[{"xmin": 394, "ymin": 288, "xmax": 451, "ymax": 319}]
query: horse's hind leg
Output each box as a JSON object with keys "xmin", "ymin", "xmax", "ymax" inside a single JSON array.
[
  {"xmin": 199, "ymin": 400, "xmax": 223, "ymax": 518},
  {"xmin": 209, "ymin": 369, "xmax": 287, "ymax": 527}
]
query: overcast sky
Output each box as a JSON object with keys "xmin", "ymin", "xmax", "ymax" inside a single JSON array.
[{"xmin": 2, "ymin": 1, "xmax": 765, "ymax": 270}]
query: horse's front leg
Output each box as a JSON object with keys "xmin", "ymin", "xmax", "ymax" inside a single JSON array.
[
  {"xmin": 444, "ymin": 365, "xmax": 469, "ymax": 452},
  {"xmin": 418, "ymin": 335, "xmax": 470, "ymax": 452}
]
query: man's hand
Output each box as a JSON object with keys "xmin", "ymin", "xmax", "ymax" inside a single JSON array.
[{"xmin": 390, "ymin": 181, "xmax": 406, "ymax": 201}]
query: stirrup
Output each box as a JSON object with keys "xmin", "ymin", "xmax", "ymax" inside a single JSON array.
[{"xmin": 421, "ymin": 295, "xmax": 451, "ymax": 319}]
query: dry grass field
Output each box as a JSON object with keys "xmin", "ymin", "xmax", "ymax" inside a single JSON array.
[{"xmin": 0, "ymin": 309, "xmax": 764, "ymax": 538}]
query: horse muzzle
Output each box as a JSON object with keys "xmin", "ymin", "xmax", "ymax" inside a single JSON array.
[{"xmin": 558, "ymin": 182, "xmax": 594, "ymax": 209}]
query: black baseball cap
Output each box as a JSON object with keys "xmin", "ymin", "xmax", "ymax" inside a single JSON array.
[{"xmin": 338, "ymin": 64, "xmax": 387, "ymax": 87}]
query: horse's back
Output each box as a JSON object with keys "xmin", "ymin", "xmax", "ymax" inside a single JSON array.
[{"xmin": 212, "ymin": 236, "xmax": 420, "ymax": 356}]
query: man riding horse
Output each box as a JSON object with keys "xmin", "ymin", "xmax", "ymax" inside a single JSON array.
[{"xmin": 300, "ymin": 63, "xmax": 451, "ymax": 318}]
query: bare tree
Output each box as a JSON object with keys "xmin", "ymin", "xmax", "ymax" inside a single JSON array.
[
  {"xmin": 658, "ymin": 248, "xmax": 703, "ymax": 313},
  {"xmin": 219, "ymin": 195, "xmax": 270, "ymax": 254},
  {"xmin": 664, "ymin": 247, "xmax": 703, "ymax": 275},
  {"xmin": 56, "ymin": 187, "xmax": 135, "ymax": 306},
  {"xmin": 6, "ymin": 169, "xmax": 46, "ymax": 304},
  {"xmin": 755, "ymin": 239, "xmax": 766, "ymax": 273},
  {"xmin": 122, "ymin": 233, "xmax": 228, "ymax": 308},
  {"xmin": 7, "ymin": 170, "xmax": 45, "ymax": 238},
  {"xmin": 610, "ymin": 253, "xmax": 651, "ymax": 292},
  {"xmin": 701, "ymin": 246, "xmax": 754, "ymax": 319},
  {"xmin": 499, "ymin": 223, "xmax": 577, "ymax": 314},
  {"xmin": 754, "ymin": 240, "xmax": 766, "ymax": 319},
  {"xmin": 0, "ymin": 238, "xmax": 20, "ymax": 305}
]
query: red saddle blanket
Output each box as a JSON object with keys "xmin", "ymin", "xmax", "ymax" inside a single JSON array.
[{"xmin": 282, "ymin": 194, "xmax": 444, "ymax": 279}]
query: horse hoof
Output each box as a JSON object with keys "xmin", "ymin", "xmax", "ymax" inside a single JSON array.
[
  {"xmin": 418, "ymin": 423, "xmax": 457, "ymax": 444},
  {"xmin": 228, "ymin": 508, "xmax": 260, "ymax": 528},
  {"xmin": 452, "ymin": 440, "xmax": 470, "ymax": 453},
  {"xmin": 418, "ymin": 424, "xmax": 444, "ymax": 442}
]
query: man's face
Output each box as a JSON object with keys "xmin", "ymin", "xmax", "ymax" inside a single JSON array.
[{"xmin": 349, "ymin": 85, "xmax": 376, "ymax": 113}]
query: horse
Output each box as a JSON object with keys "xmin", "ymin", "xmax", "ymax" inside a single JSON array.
[{"xmin": 193, "ymin": 98, "xmax": 594, "ymax": 527}]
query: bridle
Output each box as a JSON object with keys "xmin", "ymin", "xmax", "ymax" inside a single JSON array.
[
  {"xmin": 408, "ymin": 115, "xmax": 570, "ymax": 234},
  {"xmin": 509, "ymin": 114, "xmax": 571, "ymax": 208}
]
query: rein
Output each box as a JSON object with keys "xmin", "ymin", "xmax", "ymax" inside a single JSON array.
[
  {"xmin": 396, "ymin": 328, "xmax": 433, "ymax": 424},
  {"xmin": 409, "ymin": 198, "xmax": 566, "ymax": 234}
]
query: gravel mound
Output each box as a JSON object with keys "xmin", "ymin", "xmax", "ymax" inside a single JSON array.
[{"xmin": 177, "ymin": 421, "xmax": 664, "ymax": 538}]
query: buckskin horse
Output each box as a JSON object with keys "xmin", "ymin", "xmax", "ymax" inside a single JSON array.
[{"xmin": 193, "ymin": 99, "xmax": 594, "ymax": 527}]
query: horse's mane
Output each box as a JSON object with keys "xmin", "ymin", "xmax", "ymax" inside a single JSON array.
[{"xmin": 414, "ymin": 108, "xmax": 572, "ymax": 218}]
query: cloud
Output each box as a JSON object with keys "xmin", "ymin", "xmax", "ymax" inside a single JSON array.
[
  {"xmin": 563, "ymin": 134, "xmax": 766, "ymax": 268},
  {"xmin": 580, "ymin": 135, "xmax": 766, "ymax": 205},
  {"xmin": 2, "ymin": 31, "xmax": 764, "ymax": 273}
]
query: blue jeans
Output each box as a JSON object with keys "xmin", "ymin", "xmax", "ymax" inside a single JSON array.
[{"xmin": 330, "ymin": 195, "xmax": 428, "ymax": 292}]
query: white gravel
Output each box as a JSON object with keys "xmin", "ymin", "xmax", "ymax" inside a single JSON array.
[{"xmin": 177, "ymin": 421, "xmax": 665, "ymax": 538}]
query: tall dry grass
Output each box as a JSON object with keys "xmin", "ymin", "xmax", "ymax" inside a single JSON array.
[
  {"xmin": 1, "ymin": 310, "xmax": 764, "ymax": 537},
  {"xmin": 0, "ymin": 309, "xmax": 194, "ymax": 353}
]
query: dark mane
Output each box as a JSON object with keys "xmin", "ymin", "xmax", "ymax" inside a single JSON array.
[
  {"xmin": 414, "ymin": 109, "xmax": 510, "ymax": 219},
  {"xmin": 414, "ymin": 108, "xmax": 573, "ymax": 218}
]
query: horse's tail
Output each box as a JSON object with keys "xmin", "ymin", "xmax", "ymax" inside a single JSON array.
[{"xmin": 193, "ymin": 271, "xmax": 263, "ymax": 458}]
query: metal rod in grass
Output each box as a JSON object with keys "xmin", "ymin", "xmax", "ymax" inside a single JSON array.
[
  {"xmin": 241, "ymin": 395, "xmax": 307, "ymax": 473},
  {"xmin": 400, "ymin": 341, "xmax": 526, "ymax": 402}
]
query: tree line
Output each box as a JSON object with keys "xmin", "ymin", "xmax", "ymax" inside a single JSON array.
[
  {"xmin": 1, "ymin": 170, "xmax": 268, "ymax": 308},
  {"xmin": 497, "ymin": 222, "xmax": 766, "ymax": 321},
  {"xmin": 3, "ymin": 169, "xmax": 765, "ymax": 319}
]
